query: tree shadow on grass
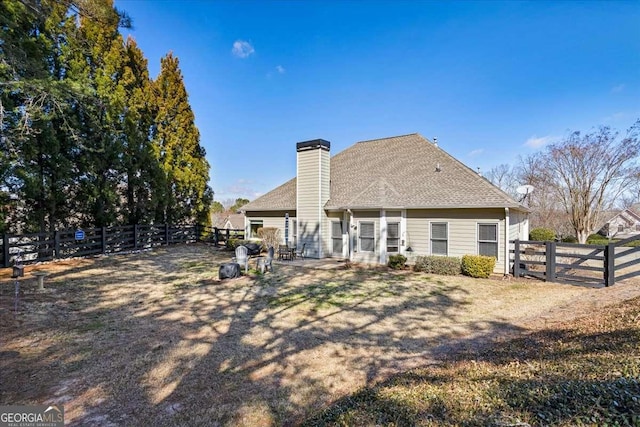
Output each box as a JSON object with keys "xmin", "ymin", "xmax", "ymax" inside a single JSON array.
[
  {"xmin": 1, "ymin": 244, "xmax": 539, "ymax": 426},
  {"xmin": 303, "ymin": 297, "xmax": 640, "ymax": 426}
]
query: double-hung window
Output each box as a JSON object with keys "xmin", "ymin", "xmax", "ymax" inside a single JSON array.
[
  {"xmin": 387, "ymin": 222, "xmax": 400, "ymax": 253},
  {"xmin": 431, "ymin": 222, "xmax": 448, "ymax": 255},
  {"xmin": 359, "ymin": 221, "xmax": 375, "ymax": 252},
  {"xmin": 478, "ymin": 223, "xmax": 498, "ymax": 258}
]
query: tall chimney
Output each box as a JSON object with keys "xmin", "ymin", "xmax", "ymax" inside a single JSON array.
[{"xmin": 296, "ymin": 139, "xmax": 330, "ymax": 258}]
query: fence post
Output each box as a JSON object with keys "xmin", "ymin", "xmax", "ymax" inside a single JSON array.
[
  {"xmin": 213, "ymin": 227, "xmax": 219, "ymax": 247},
  {"xmin": 54, "ymin": 231, "xmax": 60, "ymax": 259},
  {"xmin": 226, "ymin": 228, "xmax": 230, "ymax": 243},
  {"xmin": 101, "ymin": 227, "xmax": 107, "ymax": 254},
  {"xmin": 165, "ymin": 223, "xmax": 170, "ymax": 245},
  {"xmin": 545, "ymin": 241, "xmax": 556, "ymax": 282},
  {"xmin": 195, "ymin": 224, "xmax": 200, "ymax": 242},
  {"xmin": 133, "ymin": 224, "xmax": 138, "ymax": 250},
  {"xmin": 604, "ymin": 243, "xmax": 615, "ymax": 287},
  {"xmin": 513, "ymin": 239, "xmax": 520, "ymax": 278},
  {"xmin": 3, "ymin": 233, "xmax": 9, "ymax": 268}
]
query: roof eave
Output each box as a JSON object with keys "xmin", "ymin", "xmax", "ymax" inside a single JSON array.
[
  {"xmin": 243, "ymin": 207, "xmax": 297, "ymax": 213},
  {"xmin": 325, "ymin": 203, "xmax": 530, "ymax": 212}
]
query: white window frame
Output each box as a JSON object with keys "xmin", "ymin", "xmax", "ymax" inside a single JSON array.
[
  {"xmin": 331, "ymin": 220, "xmax": 343, "ymax": 255},
  {"xmin": 430, "ymin": 222, "xmax": 448, "ymax": 256},
  {"xmin": 358, "ymin": 221, "xmax": 375, "ymax": 253},
  {"xmin": 387, "ymin": 221, "xmax": 400, "ymax": 253},
  {"xmin": 249, "ymin": 220, "xmax": 263, "ymax": 239},
  {"xmin": 477, "ymin": 222, "xmax": 499, "ymax": 258}
]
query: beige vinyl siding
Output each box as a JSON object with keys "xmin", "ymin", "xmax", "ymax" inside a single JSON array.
[
  {"xmin": 509, "ymin": 209, "xmax": 529, "ymax": 241},
  {"xmin": 352, "ymin": 210, "xmax": 380, "ymax": 263},
  {"xmin": 406, "ymin": 209, "xmax": 506, "ymax": 272},
  {"xmin": 320, "ymin": 149, "xmax": 331, "ymax": 257},
  {"xmin": 297, "ymin": 148, "xmax": 324, "ymax": 258}
]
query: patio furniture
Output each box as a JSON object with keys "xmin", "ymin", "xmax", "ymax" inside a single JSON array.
[
  {"xmin": 257, "ymin": 246, "xmax": 275, "ymax": 273},
  {"xmin": 235, "ymin": 245, "xmax": 249, "ymax": 273},
  {"xmin": 294, "ymin": 243, "xmax": 306, "ymax": 260},
  {"xmin": 278, "ymin": 243, "xmax": 293, "ymax": 261}
]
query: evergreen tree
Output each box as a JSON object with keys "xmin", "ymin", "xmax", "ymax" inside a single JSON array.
[
  {"xmin": 152, "ymin": 53, "xmax": 211, "ymax": 224},
  {"xmin": 1, "ymin": 0, "xmax": 211, "ymax": 233},
  {"xmin": 121, "ymin": 37, "xmax": 160, "ymax": 224},
  {"xmin": 1, "ymin": 0, "xmax": 80, "ymax": 233},
  {"xmin": 66, "ymin": 0, "xmax": 127, "ymax": 227}
]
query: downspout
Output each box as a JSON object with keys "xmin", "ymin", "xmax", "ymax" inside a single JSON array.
[
  {"xmin": 349, "ymin": 209, "xmax": 354, "ymax": 261},
  {"xmin": 504, "ymin": 208, "xmax": 510, "ymax": 276}
]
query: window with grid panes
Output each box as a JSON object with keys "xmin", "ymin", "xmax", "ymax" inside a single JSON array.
[
  {"xmin": 430, "ymin": 222, "xmax": 448, "ymax": 255},
  {"xmin": 359, "ymin": 222, "xmax": 375, "ymax": 252},
  {"xmin": 478, "ymin": 223, "xmax": 498, "ymax": 258},
  {"xmin": 332, "ymin": 221, "xmax": 342, "ymax": 255},
  {"xmin": 387, "ymin": 222, "xmax": 399, "ymax": 253}
]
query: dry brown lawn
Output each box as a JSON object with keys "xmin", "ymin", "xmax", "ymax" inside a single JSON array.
[{"xmin": 1, "ymin": 243, "xmax": 638, "ymax": 426}]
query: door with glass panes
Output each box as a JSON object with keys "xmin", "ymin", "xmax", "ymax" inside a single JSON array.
[
  {"xmin": 386, "ymin": 222, "xmax": 400, "ymax": 254},
  {"xmin": 332, "ymin": 221, "xmax": 343, "ymax": 256}
]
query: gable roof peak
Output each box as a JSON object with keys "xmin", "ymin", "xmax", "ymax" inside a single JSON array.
[{"xmin": 356, "ymin": 132, "xmax": 429, "ymax": 145}]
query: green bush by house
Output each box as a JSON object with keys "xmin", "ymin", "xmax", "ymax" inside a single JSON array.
[
  {"xmin": 387, "ymin": 254, "xmax": 407, "ymax": 270},
  {"xmin": 587, "ymin": 233, "xmax": 609, "ymax": 245},
  {"xmin": 413, "ymin": 255, "xmax": 461, "ymax": 275},
  {"xmin": 227, "ymin": 239, "xmax": 253, "ymax": 250},
  {"xmin": 529, "ymin": 227, "xmax": 556, "ymax": 241},
  {"xmin": 461, "ymin": 255, "xmax": 496, "ymax": 278}
]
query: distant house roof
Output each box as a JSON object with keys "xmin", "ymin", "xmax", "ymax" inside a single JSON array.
[
  {"xmin": 601, "ymin": 208, "xmax": 640, "ymax": 226},
  {"xmin": 243, "ymin": 133, "xmax": 526, "ymax": 212},
  {"xmin": 226, "ymin": 213, "xmax": 245, "ymax": 229},
  {"xmin": 211, "ymin": 212, "xmax": 246, "ymax": 229}
]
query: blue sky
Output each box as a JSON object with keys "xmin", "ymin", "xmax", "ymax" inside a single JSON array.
[{"xmin": 115, "ymin": 0, "xmax": 640, "ymax": 205}]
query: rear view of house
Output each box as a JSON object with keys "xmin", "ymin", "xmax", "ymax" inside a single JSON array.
[{"xmin": 241, "ymin": 133, "xmax": 529, "ymax": 274}]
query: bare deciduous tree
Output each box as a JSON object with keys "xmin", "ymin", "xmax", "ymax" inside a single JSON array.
[
  {"xmin": 485, "ymin": 163, "xmax": 519, "ymax": 199},
  {"xmin": 522, "ymin": 121, "xmax": 640, "ymax": 243}
]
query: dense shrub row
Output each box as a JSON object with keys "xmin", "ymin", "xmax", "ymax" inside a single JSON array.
[
  {"xmin": 412, "ymin": 256, "xmax": 461, "ymax": 275},
  {"xmin": 387, "ymin": 254, "xmax": 496, "ymax": 278}
]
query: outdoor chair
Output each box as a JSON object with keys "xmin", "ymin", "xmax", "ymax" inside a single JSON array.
[
  {"xmin": 235, "ymin": 245, "xmax": 249, "ymax": 273},
  {"xmin": 265, "ymin": 246, "xmax": 275, "ymax": 272},
  {"xmin": 277, "ymin": 243, "xmax": 291, "ymax": 261},
  {"xmin": 295, "ymin": 243, "xmax": 306, "ymax": 260},
  {"xmin": 256, "ymin": 246, "xmax": 275, "ymax": 273}
]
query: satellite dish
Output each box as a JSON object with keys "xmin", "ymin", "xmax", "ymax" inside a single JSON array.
[{"xmin": 516, "ymin": 184, "xmax": 535, "ymax": 195}]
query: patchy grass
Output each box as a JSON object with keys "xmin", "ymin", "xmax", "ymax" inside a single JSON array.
[
  {"xmin": 304, "ymin": 296, "xmax": 640, "ymax": 426},
  {"xmin": 0, "ymin": 244, "xmax": 638, "ymax": 426}
]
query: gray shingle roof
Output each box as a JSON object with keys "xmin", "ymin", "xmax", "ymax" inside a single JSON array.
[{"xmin": 242, "ymin": 133, "xmax": 525, "ymax": 212}]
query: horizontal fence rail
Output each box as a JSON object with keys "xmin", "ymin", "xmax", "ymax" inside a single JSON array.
[
  {"xmin": 511, "ymin": 235, "xmax": 640, "ymax": 287},
  {"xmin": 0, "ymin": 224, "xmax": 216, "ymax": 268},
  {"xmin": 1, "ymin": 225, "xmax": 246, "ymax": 268}
]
